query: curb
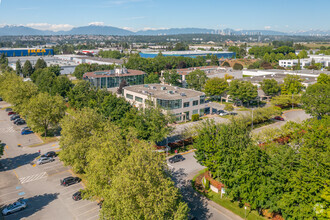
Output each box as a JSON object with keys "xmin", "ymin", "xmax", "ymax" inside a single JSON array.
[{"xmin": 179, "ymin": 149, "xmax": 196, "ymax": 155}]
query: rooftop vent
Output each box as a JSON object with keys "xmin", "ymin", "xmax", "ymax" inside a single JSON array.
[
  {"xmin": 142, "ymin": 90, "xmax": 149, "ymax": 94},
  {"xmin": 152, "ymin": 86, "xmax": 157, "ymax": 90},
  {"xmin": 161, "ymin": 86, "xmax": 167, "ymax": 90},
  {"xmin": 180, "ymin": 93, "xmax": 186, "ymax": 96},
  {"xmin": 168, "ymin": 91, "xmax": 174, "ymax": 94},
  {"xmin": 144, "ymin": 85, "xmax": 149, "ymax": 88},
  {"xmin": 174, "ymin": 87, "xmax": 178, "ymax": 89}
]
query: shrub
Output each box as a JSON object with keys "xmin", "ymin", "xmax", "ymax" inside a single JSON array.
[
  {"xmin": 192, "ymin": 114, "xmax": 200, "ymax": 121},
  {"xmin": 222, "ymin": 61, "xmax": 230, "ymax": 67},
  {"xmin": 233, "ymin": 63, "xmax": 243, "ymax": 70},
  {"xmin": 224, "ymin": 104, "xmax": 234, "ymax": 112}
]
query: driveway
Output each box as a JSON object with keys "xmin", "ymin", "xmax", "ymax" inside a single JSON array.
[{"xmin": 168, "ymin": 153, "xmax": 242, "ymax": 220}]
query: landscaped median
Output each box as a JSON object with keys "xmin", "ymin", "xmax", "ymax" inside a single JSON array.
[{"xmin": 192, "ymin": 169, "xmax": 267, "ymax": 220}]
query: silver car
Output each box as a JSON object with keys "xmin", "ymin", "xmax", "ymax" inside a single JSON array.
[
  {"xmin": 2, "ymin": 199, "xmax": 27, "ymax": 215},
  {"xmin": 37, "ymin": 157, "xmax": 55, "ymax": 165}
]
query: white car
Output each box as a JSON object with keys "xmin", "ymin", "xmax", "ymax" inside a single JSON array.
[
  {"xmin": 37, "ymin": 157, "xmax": 55, "ymax": 165},
  {"xmin": 219, "ymin": 112, "xmax": 228, "ymax": 116},
  {"xmin": 2, "ymin": 199, "xmax": 27, "ymax": 215}
]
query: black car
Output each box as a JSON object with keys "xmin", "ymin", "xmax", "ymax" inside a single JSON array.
[
  {"xmin": 41, "ymin": 151, "xmax": 57, "ymax": 158},
  {"xmin": 15, "ymin": 119, "xmax": 26, "ymax": 125},
  {"xmin": 60, "ymin": 177, "xmax": 81, "ymax": 186},
  {"xmin": 169, "ymin": 154, "xmax": 184, "ymax": 163},
  {"xmin": 72, "ymin": 191, "xmax": 82, "ymax": 201},
  {"xmin": 0, "ymin": 97, "xmax": 2, "ymax": 101},
  {"xmin": 5, "ymin": 108, "xmax": 12, "ymax": 112},
  {"xmin": 10, "ymin": 115, "xmax": 20, "ymax": 121}
]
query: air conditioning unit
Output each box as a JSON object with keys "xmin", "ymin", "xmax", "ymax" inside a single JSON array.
[
  {"xmin": 161, "ymin": 87, "xmax": 167, "ymax": 90},
  {"xmin": 180, "ymin": 93, "xmax": 186, "ymax": 96}
]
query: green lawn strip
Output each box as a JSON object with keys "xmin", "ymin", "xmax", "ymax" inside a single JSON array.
[{"xmin": 191, "ymin": 170, "xmax": 265, "ymax": 220}]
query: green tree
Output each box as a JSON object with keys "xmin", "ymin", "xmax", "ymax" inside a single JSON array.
[
  {"xmin": 263, "ymin": 53, "xmax": 271, "ymax": 63},
  {"xmin": 48, "ymin": 64, "xmax": 61, "ymax": 76},
  {"xmin": 24, "ymin": 93, "xmax": 66, "ymax": 137},
  {"xmin": 271, "ymin": 94, "xmax": 301, "ymax": 108},
  {"xmin": 301, "ymin": 83, "xmax": 330, "ymax": 117},
  {"xmin": 222, "ymin": 61, "xmax": 230, "ymax": 67},
  {"xmin": 163, "ymin": 70, "xmax": 182, "ymax": 86},
  {"xmin": 210, "ymin": 54, "xmax": 219, "ymax": 66},
  {"xmin": 173, "ymin": 42, "xmax": 189, "ymax": 51},
  {"xmin": 317, "ymin": 73, "xmax": 330, "ymax": 85},
  {"xmin": 185, "ymin": 69, "xmax": 208, "ymax": 91},
  {"xmin": 100, "ymin": 93, "xmax": 132, "ymax": 121},
  {"xmin": 102, "ymin": 141, "xmax": 189, "ymax": 219},
  {"xmin": 16, "ymin": 60, "xmax": 22, "ymax": 76},
  {"xmin": 204, "ymin": 77, "xmax": 228, "ymax": 98},
  {"xmin": 281, "ymin": 75, "xmax": 304, "ymax": 94},
  {"xmin": 260, "ymin": 79, "xmax": 280, "ymax": 96},
  {"xmin": 59, "ymin": 108, "xmax": 102, "ymax": 173},
  {"xmin": 68, "ymin": 80, "xmax": 94, "ymax": 109},
  {"xmin": 144, "ymin": 72, "xmax": 160, "ymax": 84},
  {"xmin": 34, "ymin": 58, "xmax": 47, "ymax": 71},
  {"xmin": 22, "ymin": 60, "xmax": 33, "ymax": 77},
  {"xmin": 224, "ymin": 104, "xmax": 234, "ymax": 112},
  {"xmin": 51, "ymin": 75, "xmax": 74, "ymax": 97},
  {"xmin": 297, "ymin": 49, "xmax": 308, "ymax": 59},
  {"xmin": 35, "ymin": 69, "xmax": 56, "ymax": 93},
  {"xmin": 228, "ymin": 80, "xmax": 258, "ymax": 105},
  {"xmin": 233, "ymin": 63, "xmax": 243, "ymax": 70}
]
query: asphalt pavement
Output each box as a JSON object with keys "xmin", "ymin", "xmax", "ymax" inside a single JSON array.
[
  {"xmin": 0, "ymin": 102, "xmax": 100, "ymax": 220},
  {"xmin": 168, "ymin": 153, "xmax": 242, "ymax": 220}
]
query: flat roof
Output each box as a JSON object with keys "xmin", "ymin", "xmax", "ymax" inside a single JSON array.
[
  {"xmin": 124, "ymin": 84, "xmax": 205, "ymax": 100},
  {"xmin": 140, "ymin": 51, "xmax": 234, "ymax": 55},
  {"xmin": 75, "ymin": 56, "xmax": 124, "ymax": 65},
  {"xmin": 84, "ymin": 69, "xmax": 146, "ymax": 78}
]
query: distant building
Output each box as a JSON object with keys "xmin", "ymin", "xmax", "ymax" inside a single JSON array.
[
  {"xmin": 83, "ymin": 68, "xmax": 146, "ymax": 89},
  {"xmin": 0, "ymin": 48, "xmax": 54, "ymax": 57},
  {"xmin": 279, "ymin": 55, "xmax": 330, "ymax": 69},
  {"xmin": 139, "ymin": 50, "xmax": 235, "ymax": 59},
  {"xmin": 123, "ymin": 84, "xmax": 207, "ymax": 121}
]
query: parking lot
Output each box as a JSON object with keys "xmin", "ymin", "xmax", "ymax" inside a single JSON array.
[{"xmin": 0, "ymin": 102, "xmax": 100, "ymax": 220}]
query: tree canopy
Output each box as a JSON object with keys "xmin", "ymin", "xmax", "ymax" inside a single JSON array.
[
  {"xmin": 203, "ymin": 77, "xmax": 228, "ymax": 97},
  {"xmin": 260, "ymin": 79, "xmax": 280, "ymax": 96},
  {"xmin": 185, "ymin": 69, "xmax": 208, "ymax": 91},
  {"xmin": 228, "ymin": 80, "xmax": 258, "ymax": 104}
]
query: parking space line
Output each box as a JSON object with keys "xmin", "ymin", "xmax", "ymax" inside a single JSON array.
[
  {"xmin": 60, "ymin": 187, "xmax": 82, "ymax": 197},
  {"xmin": 0, "ymin": 190, "xmax": 22, "ymax": 198},
  {"xmin": 167, "ymin": 163, "xmax": 174, "ymax": 168},
  {"xmin": 76, "ymin": 206, "xmax": 99, "ymax": 217},
  {"xmin": 86, "ymin": 214, "xmax": 99, "ymax": 220},
  {"xmin": 47, "ymin": 169, "xmax": 70, "ymax": 177},
  {"xmin": 13, "ymin": 170, "xmax": 19, "ymax": 179}
]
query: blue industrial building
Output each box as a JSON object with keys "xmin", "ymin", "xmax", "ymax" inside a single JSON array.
[
  {"xmin": 139, "ymin": 51, "xmax": 236, "ymax": 59},
  {"xmin": 0, "ymin": 48, "xmax": 54, "ymax": 57}
]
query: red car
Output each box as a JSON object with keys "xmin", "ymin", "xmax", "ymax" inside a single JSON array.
[
  {"xmin": 274, "ymin": 116, "xmax": 284, "ymax": 121},
  {"xmin": 8, "ymin": 111, "xmax": 16, "ymax": 116}
]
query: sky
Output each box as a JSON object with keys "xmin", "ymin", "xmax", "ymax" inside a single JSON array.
[{"xmin": 0, "ymin": 0, "xmax": 329, "ymax": 32}]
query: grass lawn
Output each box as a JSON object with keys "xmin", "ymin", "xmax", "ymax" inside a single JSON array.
[{"xmin": 192, "ymin": 170, "xmax": 266, "ymax": 220}]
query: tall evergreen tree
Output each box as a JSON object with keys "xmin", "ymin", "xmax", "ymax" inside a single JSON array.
[
  {"xmin": 22, "ymin": 60, "xmax": 33, "ymax": 77},
  {"xmin": 16, "ymin": 59, "xmax": 22, "ymax": 76}
]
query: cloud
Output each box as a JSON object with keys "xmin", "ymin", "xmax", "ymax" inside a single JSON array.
[
  {"xmin": 264, "ymin": 26, "xmax": 271, "ymax": 30},
  {"xmin": 26, "ymin": 23, "xmax": 74, "ymax": 31},
  {"xmin": 88, "ymin": 21, "xmax": 105, "ymax": 26},
  {"xmin": 142, "ymin": 27, "xmax": 168, "ymax": 31},
  {"xmin": 122, "ymin": 27, "xmax": 135, "ymax": 31}
]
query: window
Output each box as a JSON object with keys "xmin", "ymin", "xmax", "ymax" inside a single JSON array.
[
  {"xmin": 184, "ymin": 102, "xmax": 190, "ymax": 108},
  {"xmin": 157, "ymin": 99, "xmax": 182, "ymax": 110},
  {"xmin": 193, "ymin": 100, "xmax": 198, "ymax": 106},
  {"xmin": 192, "ymin": 109, "xmax": 198, "ymax": 115},
  {"xmin": 135, "ymin": 96, "xmax": 143, "ymax": 102},
  {"xmin": 200, "ymin": 108, "xmax": 205, "ymax": 116},
  {"xmin": 200, "ymin": 95, "xmax": 205, "ymax": 104},
  {"xmin": 126, "ymin": 94, "xmax": 133, "ymax": 100}
]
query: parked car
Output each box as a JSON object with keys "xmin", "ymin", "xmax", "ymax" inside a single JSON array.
[
  {"xmin": 60, "ymin": 176, "xmax": 81, "ymax": 186},
  {"xmin": 72, "ymin": 191, "xmax": 82, "ymax": 201},
  {"xmin": 15, "ymin": 119, "xmax": 26, "ymax": 125},
  {"xmin": 21, "ymin": 126, "xmax": 30, "ymax": 132},
  {"xmin": 37, "ymin": 157, "xmax": 55, "ymax": 165},
  {"xmin": 10, "ymin": 115, "xmax": 20, "ymax": 121},
  {"xmin": 219, "ymin": 112, "xmax": 228, "ymax": 116},
  {"xmin": 5, "ymin": 108, "xmax": 12, "ymax": 112},
  {"xmin": 41, "ymin": 151, "xmax": 57, "ymax": 158},
  {"xmin": 228, "ymin": 112, "xmax": 238, "ymax": 115},
  {"xmin": 218, "ymin": 110, "xmax": 225, "ymax": 114},
  {"xmin": 7, "ymin": 111, "xmax": 16, "ymax": 116},
  {"xmin": 1, "ymin": 199, "xmax": 27, "ymax": 216},
  {"xmin": 0, "ymin": 97, "xmax": 2, "ymax": 101},
  {"xmin": 21, "ymin": 129, "xmax": 33, "ymax": 135},
  {"xmin": 169, "ymin": 154, "xmax": 184, "ymax": 163},
  {"xmin": 274, "ymin": 116, "xmax": 284, "ymax": 121}
]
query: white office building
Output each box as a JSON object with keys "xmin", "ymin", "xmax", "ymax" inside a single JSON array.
[
  {"xmin": 123, "ymin": 84, "xmax": 207, "ymax": 121},
  {"xmin": 279, "ymin": 55, "xmax": 330, "ymax": 69}
]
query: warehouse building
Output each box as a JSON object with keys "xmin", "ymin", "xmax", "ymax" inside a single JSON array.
[
  {"xmin": 139, "ymin": 50, "xmax": 235, "ymax": 59},
  {"xmin": 0, "ymin": 48, "xmax": 54, "ymax": 57},
  {"xmin": 83, "ymin": 68, "xmax": 146, "ymax": 89},
  {"xmin": 123, "ymin": 84, "xmax": 208, "ymax": 121}
]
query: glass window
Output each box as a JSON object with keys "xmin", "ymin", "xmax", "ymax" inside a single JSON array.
[
  {"xmin": 200, "ymin": 108, "xmax": 205, "ymax": 116},
  {"xmin": 184, "ymin": 102, "xmax": 190, "ymax": 108},
  {"xmin": 135, "ymin": 96, "xmax": 143, "ymax": 102},
  {"xmin": 193, "ymin": 100, "xmax": 199, "ymax": 106},
  {"xmin": 193, "ymin": 109, "xmax": 198, "ymax": 115},
  {"xmin": 126, "ymin": 94, "xmax": 133, "ymax": 100},
  {"xmin": 157, "ymin": 99, "xmax": 182, "ymax": 110},
  {"xmin": 200, "ymin": 95, "xmax": 205, "ymax": 104}
]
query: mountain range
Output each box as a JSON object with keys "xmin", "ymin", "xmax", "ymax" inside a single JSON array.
[{"xmin": 0, "ymin": 25, "xmax": 329, "ymax": 36}]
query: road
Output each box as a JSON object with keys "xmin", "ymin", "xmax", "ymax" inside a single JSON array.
[
  {"xmin": 168, "ymin": 153, "xmax": 242, "ymax": 220},
  {"xmin": 0, "ymin": 103, "xmax": 100, "ymax": 220}
]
